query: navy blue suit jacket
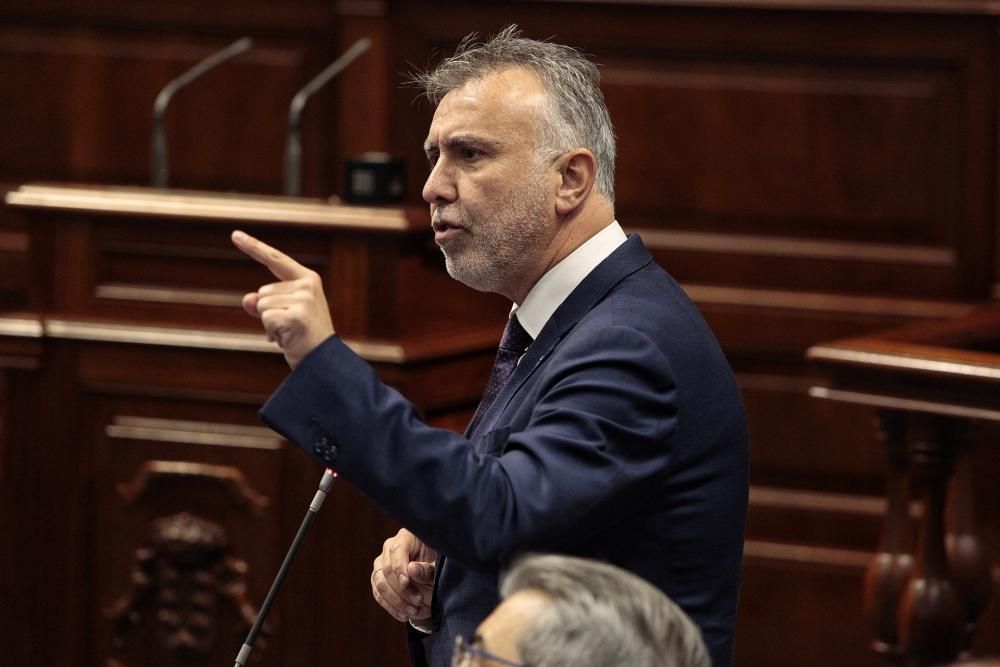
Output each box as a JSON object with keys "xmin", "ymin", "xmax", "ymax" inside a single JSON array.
[{"xmin": 260, "ymin": 235, "xmax": 749, "ymax": 666}]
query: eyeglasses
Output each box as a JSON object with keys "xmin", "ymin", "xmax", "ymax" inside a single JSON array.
[{"xmin": 451, "ymin": 634, "xmax": 525, "ymax": 667}]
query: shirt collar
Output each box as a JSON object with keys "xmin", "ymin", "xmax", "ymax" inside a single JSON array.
[{"xmin": 512, "ymin": 220, "xmax": 627, "ymax": 339}]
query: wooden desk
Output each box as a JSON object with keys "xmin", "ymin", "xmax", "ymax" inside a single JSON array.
[
  {"xmin": 0, "ymin": 184, "xmax": 505, "ymax": 667},
  {"xmin": 808, "ymin": 309, "xmax": 1000, "ymax": 666}
]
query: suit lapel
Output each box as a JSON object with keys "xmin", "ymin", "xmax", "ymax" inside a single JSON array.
[
  {"xmin": 471, "ymin": 235, "xmax": 654, "ymax": 436},
  {"xmin": 429, "ymin": 237, "xmax": 655, "ymax": 666}
]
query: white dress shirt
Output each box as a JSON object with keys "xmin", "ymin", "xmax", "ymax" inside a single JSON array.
[{"xmin": 512, "ymin": 220, "xmax": 627, "ymax": 339}]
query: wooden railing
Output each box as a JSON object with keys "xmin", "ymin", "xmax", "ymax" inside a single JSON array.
[{"xmin": 808, "ymin": 308, "xmax": 1000, "ymax": 666}]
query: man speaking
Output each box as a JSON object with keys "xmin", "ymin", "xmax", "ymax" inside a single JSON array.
[{"xmin": 233, "ymin": 25, "xmax": 748, "ymax": 667}]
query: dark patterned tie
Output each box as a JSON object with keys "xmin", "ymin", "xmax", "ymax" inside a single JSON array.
[{"xmin": 466, "ymin": 313, "xmax": 533, "ymax": 435}]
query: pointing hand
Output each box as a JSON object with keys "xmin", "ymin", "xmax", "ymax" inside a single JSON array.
[{"xmin": 232, "ymin": 230, "xmax": 335, "ymax": 369}]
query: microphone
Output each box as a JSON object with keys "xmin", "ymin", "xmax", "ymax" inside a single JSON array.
[
  {"xmin": 151, "ymin": 37, "xmax": 253, "ymax": 189},
  {"xmin": 284, "ymin": 37, "xmax": 372, "ymax": 197},
  {"xmin": 233, "ymin": 467, "xmax": 337, "ymax": 667}
]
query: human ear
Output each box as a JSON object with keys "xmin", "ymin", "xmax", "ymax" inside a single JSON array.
[{"xmin": 554, "ymin": 149, "xmax": 596, "ymax": 216}]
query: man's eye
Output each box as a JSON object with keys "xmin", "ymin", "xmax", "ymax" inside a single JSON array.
[{"xmin": 461, "ymin": 148, "xmax": 480, "ymax": 160}]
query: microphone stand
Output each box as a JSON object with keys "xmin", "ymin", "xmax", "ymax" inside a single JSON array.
[
  {"xmin": 283, "ymin": 37, "xmax": 372, "ymax": 197},
  {"xmin": 151, "ymin": 37, "xmax": 253, "ymax": 189},
  {"xmin": 233, "ymin": 467, "xmax": 337, "ymax": 666}
]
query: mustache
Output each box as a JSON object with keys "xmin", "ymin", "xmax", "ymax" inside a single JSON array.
[{"xmin": 432, "ymin": 207, "xmax": 467, "ymax": 227}]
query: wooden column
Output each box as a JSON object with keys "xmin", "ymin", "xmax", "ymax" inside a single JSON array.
[
  {"xmin": 863, "ymin": 410, "xmax": 913, "ymax": 663},
  {"xmin": 898, "ymin": 414, "xmax": 964, "ymax": 665},
  {"xmin": 947, "ymin": 436, "xmax": 994, "ymax": 654}
]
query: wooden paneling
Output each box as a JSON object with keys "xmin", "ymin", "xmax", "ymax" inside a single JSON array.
[
  {"xmin": 738, "ymin": 541, "xmax": 879, "ymax": 666},
  {"xmin": 0, "ymin": 4, "xmax": 349, "ymax": 316},
  {"xmin": 388, "ymin": 4, "xmax": 996, "ymax": 303},
  {"xmin": 5, "ymin": 185, "xmax": 507, "ymax": 340},
  {"xmin": 739, "ymin": 368, "xmax": 887, "ymax": 492},
  {"xmin": 0, "ymin": 1, "xmax": 333, "ymax": 30},
  {"xmin": 92, "ymin": 407, "xmax": 285, "ymax": 666},
  {"xmin": 608, "ymin": 63, "xmax": 952, "ymax": 238},
  {"xmin": 0, "ymin": 210, "xmax": 27, "ymax": 310},
  {"xmin": 2, "ymin": 1, "xmax": 1000, "ymax": 665},
  {"xmin": 0, "ymin": 29, "xmax": 319, "ymax": 191},
  {"xmin": 0, "ymin": 186, "xmax": 506, "ymax": 666}
]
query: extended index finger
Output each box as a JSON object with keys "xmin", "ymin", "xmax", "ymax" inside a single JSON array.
[{"xmin": 232, "ymin": 230, "xmax": 308, "ymax": 281}]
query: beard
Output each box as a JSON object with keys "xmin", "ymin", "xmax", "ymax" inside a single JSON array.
[{"xmin": 436, "ymin": 164, "xmax": 553, "ymax": 296}]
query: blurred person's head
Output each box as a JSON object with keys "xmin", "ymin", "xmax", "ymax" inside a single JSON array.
[{"xmin": 452, "ymin": 553, "xmax": 710, "ymax": 667}]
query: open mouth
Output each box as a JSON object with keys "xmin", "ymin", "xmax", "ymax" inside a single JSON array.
[
  {"xmin": 432, "ymin": 219, "xmax": 468, "ymax": 246},
  {"xmin": 432, "ymin": 220, "xmax": 462, "ymax": 233}
]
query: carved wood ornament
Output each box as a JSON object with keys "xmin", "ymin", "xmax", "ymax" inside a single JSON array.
[{"xmin": 107, "ymin": 460, "xmax": 272, "ymax": 666}]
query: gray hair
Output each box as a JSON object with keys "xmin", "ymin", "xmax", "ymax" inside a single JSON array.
[
  {"xmin": 415, "ymin": 25, "xmax": 617, "ymax": 204},
  {"xmin": 499, "ymin": 554, "xmax": 710, "ymax": 667}
]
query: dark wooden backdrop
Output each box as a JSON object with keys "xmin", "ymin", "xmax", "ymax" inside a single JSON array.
[{"xmin": 1, "ymin": 1, "xmax": 999, "ymax": 665}]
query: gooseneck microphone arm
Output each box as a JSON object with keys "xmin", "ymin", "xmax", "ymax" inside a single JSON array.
[
  {"xmin": 233, "ymin": 467, "xmax": 337, "ymax": 667},
  {"xmin": 151, "ymin": 37, "xmax": 253, "ymax": 189},
  {"xmin": 284, "ymin": 37, "xmax": 372, "ymax": 197}
]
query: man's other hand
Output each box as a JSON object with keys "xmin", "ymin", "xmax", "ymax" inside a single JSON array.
[
  {"xmin": 371, "ymin": 528, "xmax": 437, "ymax": 627},
  {"xmin": 232, "ymin": 230, "xmax": 335, "ymax": 369}
]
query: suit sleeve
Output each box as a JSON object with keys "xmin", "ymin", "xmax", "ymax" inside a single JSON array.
[{"xmin": 259, "ymin": 324, "xmax": 677, "ymax": 569}]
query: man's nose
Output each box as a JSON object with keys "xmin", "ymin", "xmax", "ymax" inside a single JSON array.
[{"xmin": 422, "ymin": 161, "xmax": 457, "ymax": 204}]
